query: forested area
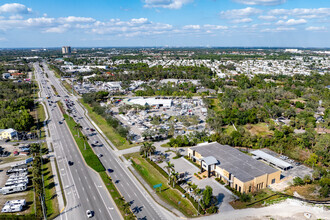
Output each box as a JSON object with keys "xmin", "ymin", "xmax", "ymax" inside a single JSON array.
[
  {"xmin": 0, "ymin": 80, "xmax": 36, "ymax": 131},
  {"xmin": 202, "ymin": 73, "xmax": 329, "ymax": 193},
  {"xmin": 0, "ymin": 63, "xmax": 31, "ymax": 73},
  {"xmin": 134, "ymin": 81, "xmax": 196, "ymax": 97},
  {"xmin": 82, "ymin": 91, "xmax": 130, "ymax": 138},
  {"xmin": 89, "ymin": 63, "xmax": 215, "ymax": 82}
]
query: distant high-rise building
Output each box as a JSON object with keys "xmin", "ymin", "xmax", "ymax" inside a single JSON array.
[{"xmin": 62, "ymin": 46, "xmax": 71, "ymax": 54}]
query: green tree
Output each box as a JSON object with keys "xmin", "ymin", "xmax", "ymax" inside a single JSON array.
[{"xmin": 203, "ymin": 185, "xmax": 213, "ymax": 208}]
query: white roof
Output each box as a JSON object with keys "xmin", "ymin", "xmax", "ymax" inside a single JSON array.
[
  {"xmin": 251, "ymin": 150, "xmax": 292, "ymax": 169},
  {"xmin": 0, "ymin": 128, "xmax": 16, "ymax": 134},
  {"xmin": 202, "ymin": 156, "xmax": 218, "ymax": 166},
  {"xmin": 127, "ymin": 98, "xmax": 172, "ymax": 107}
]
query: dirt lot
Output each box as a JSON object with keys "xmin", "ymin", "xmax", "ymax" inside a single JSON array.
[{"xmin": 0, "ymin": 142, "xmax": 30, "ymax": 165}]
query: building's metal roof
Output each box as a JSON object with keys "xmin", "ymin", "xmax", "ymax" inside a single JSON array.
[
  {"xmin": 202, "ymin": 156, "xmax": 218, "ymax": 166},
  {"xmin": 251, "ymin": 150, "xmax": 292, "ymax": 169},
  {"xmin": 190, "ymin": 142, "xmax": 278, "ymax": 182}
]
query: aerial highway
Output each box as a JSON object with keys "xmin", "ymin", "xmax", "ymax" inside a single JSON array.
[
  {"xmin": 40, "ymin": 62, "xmax": 174, "ymax": 219},
  {"xmin": 34, "ymin": 63, "xmax": 122, "ymax": 220}
]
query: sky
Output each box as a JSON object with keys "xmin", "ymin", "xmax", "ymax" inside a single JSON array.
[{"xmin": 0, "ymin": 0, "xmax": 329, "ymax": 48}]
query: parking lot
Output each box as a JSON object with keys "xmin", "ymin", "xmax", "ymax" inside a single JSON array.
[
  {"xmin": 259, "ymin": 149, "xmax": 313, "ymax": 179},
  {"xmin": 113, "ymin": 97, "xmax": 208, "ymax": 142},
  {"xmin": 155, "ymin": 148, "xmax": 235, "ymax": 212}
]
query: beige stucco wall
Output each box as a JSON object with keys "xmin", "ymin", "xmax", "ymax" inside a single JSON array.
[{"xmin": 188, "ymin": 148, "xmax": 281, "ymax": 193}]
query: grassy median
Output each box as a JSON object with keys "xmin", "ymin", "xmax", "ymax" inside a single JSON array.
[
  {"xmin": 63, "ymin": 113, "xmax": 135, "ymax": 219},
  {"xmin": 42, "ymin": 158, "xmax": 60, "ymax": 219},
  {"xmin": 80, "ymin": 100, "xmax": 137, "ymax": 150},
  {"xmin": 125, "ymin": 152, "xmax": 198, "ymax": 217},
  {"xmin": 63, "ymin": 114, "xmax": 105, "ymax": 172}
]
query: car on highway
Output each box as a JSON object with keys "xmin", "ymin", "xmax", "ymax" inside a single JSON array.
[
  {"xmin": 107, "ymin": 169, "xmax": 114, "ymax": 173},
  {"xmin": 94, "ymin": 141, "xmax": 99, "ymax": 144},
  {"xmin": 98, "ymin": 154, "xmax": 103, "ymax": 158},
  {"xmin": 68, "ymin": 161, "xmax": 73, "ymax": 166},
  {"xmin": 86, "ymin": 210, "xmax": 93, "ymax": 218},
  {"xmin": 59, "ymin": 121, "xmax": 62, "ymax": 124},
  {"xmin": 90, "ymin": 128, "xmax": 95, "ymax": 132},
  {"xmin": 85, "ymin": 127, "xmax": 89, "ymax": 130}
]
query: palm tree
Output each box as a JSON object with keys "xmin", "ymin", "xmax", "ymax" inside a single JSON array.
[
  {"xmin": 123, "ymin": 202, "xmax": 131, "ymax": 215},
  {"xmin": 74, "ymin": 123, "xmax": 82, "ymax": 137},
  {"xmin": 171, "ymin": 171, "xmax": 178, "ymax": 188},
  {"xmin": 164, "ymin": 162, "xmax": 174, "ymax": 183},
  {"xmin": 146, "ymin": 143, "xmax": 156, "ymax": 159},
  {"xmin": 139, "ymin": 144, "xmax": 147, "ymax": 158},
  {"xmin": 81, "ymin": 135, "xmax": 89, "ymax": 150}
]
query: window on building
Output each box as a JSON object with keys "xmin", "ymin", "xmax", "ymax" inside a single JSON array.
[
  {"xmin": 239, "ymin": 186, "xmax": 241, "ymax": 193},
  {"xmin": 235, "ymin": 184, "xmax": 237, "ymax": 190},
  {"xmin": 249, "ymin": 186, "xmax": 251, "ymax": 192},
  {"xmin": 272, "ymin": 178, "xmax": 275, "ymax": 184}
]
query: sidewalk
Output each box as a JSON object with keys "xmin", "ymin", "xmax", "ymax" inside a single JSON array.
[
  {"xmin": 127, "ymin": 163, "xmax": 186, "ymax": 218},
  {"xmin": 38, "ymin": 79, "xmax": 65, "ymax": 214}
]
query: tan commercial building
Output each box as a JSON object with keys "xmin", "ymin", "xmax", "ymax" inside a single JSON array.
[{"xmin": 188, "ymin": 142, "xmax": 281, "ymax": 194}]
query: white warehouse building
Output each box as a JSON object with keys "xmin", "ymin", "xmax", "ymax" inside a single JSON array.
[{"xmin": 123, "ymin": 97, "xmax": 173, "ymax": 108}]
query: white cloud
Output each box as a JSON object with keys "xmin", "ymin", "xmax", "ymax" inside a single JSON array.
[
  {"xmin": 183, "ymin": 25, "xmax": 200, "ymax": 30},
  {"xmin": 258, "ymin": 15, "xmax": 276, "ymax": 21},
  {"xmin": 9, "ymin": 15, "xmax": 23, "ymax": 20},
  {"xmin": 144, "ymin": 0, "xmax": 193, "ymax": 9},
  {"xmin": 269, "ymin": 8, "xmax": 330, "ymax": 19},
  {"xmin": 276, "ymin": 18, "xmax": 307, "ymax": 26},
  {"xmin": 305, "ymin": 26, "xmax": 326, "ymax": 31},
  {"xmin": 220, "ymin": 7, "xmax": 262, "ymax": 19},
  {"xmin": 90, "ymin": 18, "xmax": 173, "ymax": 36},
  {"xmin": 233, "ymin": 0, "xmax": 286, "ymax": 6},
  {"xmin": 232, "ymin": 18, "xmax": 253, "ymax": 23},
  {"xmin": 203, "ymin": 24, "xmax": 228, "ymax": 30},
  {"xmin": 0, "ymin": 3, "xmax": 32, "ymax": 14},
  {"xmin": 44, "ymin": 24, "xmax": 70, "ymax": 33},
  {"xmin": 58, "ymin": 16, "xmax": 95, "ymax": 23},
  {"xmin": 261, "ymin": 27, "xmax": 296, "ymax": 32}
]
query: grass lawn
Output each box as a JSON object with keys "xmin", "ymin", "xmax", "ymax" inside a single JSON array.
[
  {"xmin": 80, "ymin": 99, "xmax": 138, "ymax": 150},
  {"xmin": 42, "ymin": 159, "xmax": 60, "ymax": 219},
  {"xmin": 209, "ymin": 98, "xmax": 222, "ymax": 112},
  {"xmin": 51, "ymin": 85, "xmax": 59, "ymax": 96},
  {"xmin": 244, "ymin": 123, "xmax": 274, "ymax": 137},
  {"xmin": 99, "ymin": 172, "xmax": 135, "ymax": 220},
  {"xmin": 64, "ymin": 114, "xmax": 105, "ymax": 172},
  {"xmin": 126, "ymin": 152, "xmax": 198, "ymax": 217},
  {"xmin": 224, "ymin": 125, "xmax": 236, "ymax": 135}
]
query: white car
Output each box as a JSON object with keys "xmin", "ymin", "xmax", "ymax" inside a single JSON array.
[{"xmin": 86, "ymin": 210, "xmax": 93, "ymax": 218}]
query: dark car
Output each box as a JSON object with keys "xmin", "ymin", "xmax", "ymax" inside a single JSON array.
[
  {"xmin": 107, "ymin": 169, "xmax": 113, "ymax": 173},
  {"xmin": 90, "ymin": 128, "xmax": 95, "ymax": 132},
  {"xmin": 68, "ymin": 161, "xmax": 73, "ymax": 166}
]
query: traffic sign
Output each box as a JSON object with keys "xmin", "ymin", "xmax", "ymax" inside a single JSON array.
[{"xmin": 153, "ymin": 183, "xmax": 162, "ymax": 189}]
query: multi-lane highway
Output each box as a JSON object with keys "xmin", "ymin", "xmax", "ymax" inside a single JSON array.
[
  {"xmin": 40, "ymin": 62, "xmax": 174, "ymax": 220},
  {"xmin": 34, "ymin": 63, "xmax": 122, "ymax": 220}
]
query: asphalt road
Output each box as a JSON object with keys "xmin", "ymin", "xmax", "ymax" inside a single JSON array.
[
  {"xmin": 41, "ymin": 62, "xmax": 172, "ymax": 220},
  {"xmin": 34, "ymin": 63, "xmax": 122, "ymax": 220}
]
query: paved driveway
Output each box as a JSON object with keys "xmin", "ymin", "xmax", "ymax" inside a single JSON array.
[{"xmin": 158, "ymin": 152, "xmax": 235, "ymax": 212}]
